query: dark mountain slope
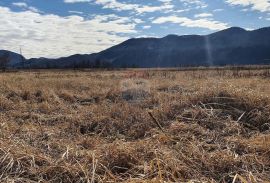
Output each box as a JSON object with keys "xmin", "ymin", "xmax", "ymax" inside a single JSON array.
[
  {"xmin": 24, "ymin": 54, "xmax": 97, "ymax": 69},
  {"xmin": 0, "ymin": 50, "xmax": 26, "ymax": 67},
  {"xmin": 92, "ymin": 27, "xmax": 270, "ymax": 67},
  {"xmin": 3, "ymin": 26, "xmax": 270, "ymax": 68}
]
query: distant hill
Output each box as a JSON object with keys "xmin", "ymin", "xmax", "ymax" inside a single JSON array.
[
  {"xmin": 2, "ymin": 27, "xmax": 270, "ymax": 68},
  {"xmin": 0, "ymin": 50, "xmax": 26, "ymax": 67},
  {"xmin": 94, "ymin": 27, "xmax": 270, "ymax": 67},
  {"xmin": 25, "ymin": 54, "xmax": 97, "ymax": 69}
]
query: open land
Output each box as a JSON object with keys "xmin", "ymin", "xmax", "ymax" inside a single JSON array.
[{"xmin": 0, "ymin": 67, "xmax": 270, "ymax": 182}]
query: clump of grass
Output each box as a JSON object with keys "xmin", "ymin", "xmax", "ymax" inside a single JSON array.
[
  {"xmin": 58, "ymin": 90, "xmax": 76, "ymax": 102},
  {"xmin": 186, "ymin": 90, "xmax": 270, "ymax": 132}
]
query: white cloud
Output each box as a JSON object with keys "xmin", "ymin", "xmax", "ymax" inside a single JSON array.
[
  {"xmin": 136, "ymin": 4, "xmax": 174, "ymax": 14},
  {"xmin": 68, "ymin": 10, "xmax": 84, "ymax": 14},
  {"xmin": 194, "ymin": 13, "xmax": 213, "ymax": 18},
  {"xmin": 213, "ymin": 8, "xmax": 224, "ymax": 12},
  {"xmin": 12, "ymin": 2, "xmax": 41, "ymax": 13},
  {"xmin": 28, "ymin": 6, "xmax": 41, "ymax": 13},
  {"xmin": 159, "ymin": 0, "xmax": 172, "ymax": 2},
  {"xmin": 241, "ymin": 8, "xmax": 249, "ymax": 11},
  {"xmin": 179, "ymin": 0, "xmax": 207, "ymax": 8},
  {"xmin": 245, "ymin": 27, "xmax": 255, "ymax": 30},
  {"xmin": 65, "ymin": 0, "xmax": 174, "ymax": 14},
  {"xmin": 226, "ymin": 0, "xmax": 270, "ymax": 12},
  {"xmin": 0, "ymin": 7, "xmax": 138, "ymax": 58},
  {"xmin": 12, "ymin": 2, "xmax": 28, "ymax": 8},
  {"xmin": 134, "ymin": 18, "xmax": 144, "ymax": 24},
  {"xmin": 142, "ymin": 25, "xmax": 151, "ymax": 29},
  {"xmin": 153, "ymin": 15, "xmax": 229, "ymax": 30}
]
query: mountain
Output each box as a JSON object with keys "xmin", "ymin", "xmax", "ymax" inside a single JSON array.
[
  {"xmin": 93, "ymin": 27, "xmax": 270, "ymax": 67},
  {"xmin": 24, "ymin": 54, "xmax": 97, "ymax": 69},
  {"xmin": 3, "ymin": 26, "xmax": 270, "ymax": 68},
  {"xmin": 0, "ymin": 50, "xmax": 26, "ymax": 67}
]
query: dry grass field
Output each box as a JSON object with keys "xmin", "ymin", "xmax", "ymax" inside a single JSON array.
[{"xmin": 0, "ymin": 68, "xmax": 270, "ymax": 183}]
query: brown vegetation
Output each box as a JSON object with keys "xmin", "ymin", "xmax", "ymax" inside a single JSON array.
[{"xmin": 0, "ymin": 68, "xmax": 270, "ymax": 182}]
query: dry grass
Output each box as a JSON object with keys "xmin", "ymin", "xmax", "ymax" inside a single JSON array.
[{"xmin": 0, "ymin": 68, "xmax": 270, "ymax": 182}]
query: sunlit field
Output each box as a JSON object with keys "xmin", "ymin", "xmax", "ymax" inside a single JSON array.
[{"xmin": 0, "ymin": 67, "xmax": 270, "ymax": 182}]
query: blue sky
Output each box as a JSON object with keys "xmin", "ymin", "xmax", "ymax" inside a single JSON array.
[{"xmin": 0, "ymin": 0, "xmax": 270, "ymax": 58}]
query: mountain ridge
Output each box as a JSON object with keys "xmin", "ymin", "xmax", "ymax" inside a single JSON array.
[{"xmin": 1, "ymin": 26, "xmax": 270, "ymax": 68}]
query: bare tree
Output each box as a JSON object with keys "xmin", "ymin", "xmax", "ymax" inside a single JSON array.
[{"xmin": 0, "ymin": 53, "xmax": 10, "ymax": 72}]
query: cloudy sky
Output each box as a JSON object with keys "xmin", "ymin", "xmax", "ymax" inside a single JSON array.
[{"xmin": 0, "ymin": 0, "xmax": 270, "ymax": 58}]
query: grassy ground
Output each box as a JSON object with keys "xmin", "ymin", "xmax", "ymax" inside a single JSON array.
[{"xmin": 0, "ymin": 68, "xmax": 270, "ymax": 182}]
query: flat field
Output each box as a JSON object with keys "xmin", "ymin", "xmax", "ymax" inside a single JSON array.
[{"xmin": 0, "ymin": 68, "xmax": 270, "ymax": 182}]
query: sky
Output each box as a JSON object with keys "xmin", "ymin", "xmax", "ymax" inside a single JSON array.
[{"xmin": 0, "ymin": 0, "xmax": 270, "ymax": 58}]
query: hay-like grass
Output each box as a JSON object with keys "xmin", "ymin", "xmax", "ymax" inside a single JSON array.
[{"xmin": 0, "ymin": 68, "xmax": 269, "ymax": 182}]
